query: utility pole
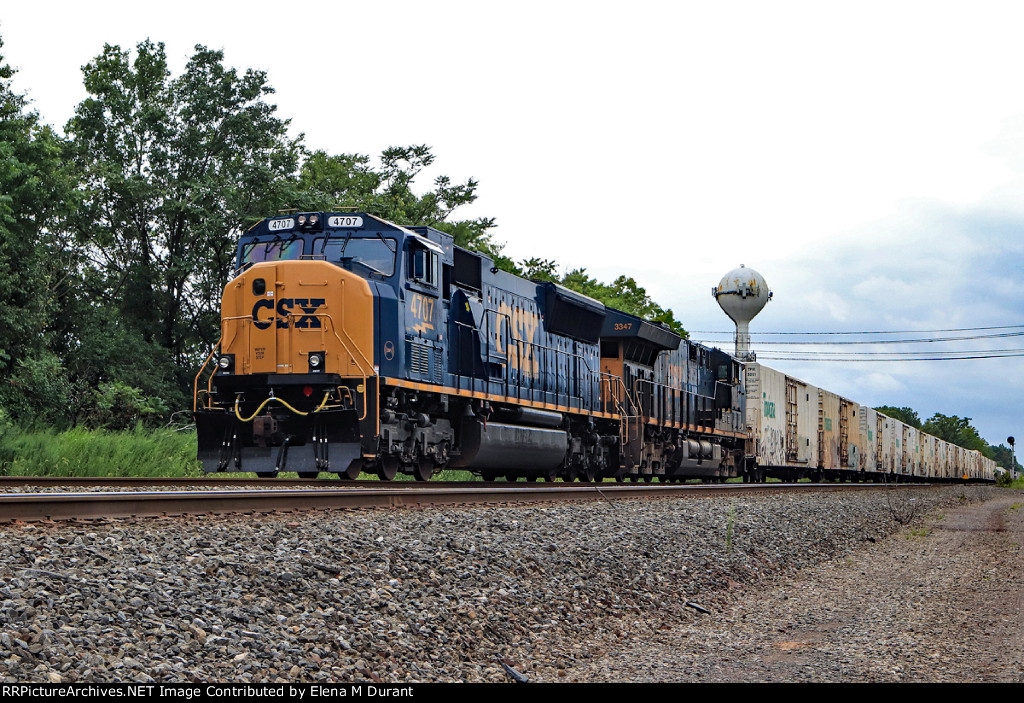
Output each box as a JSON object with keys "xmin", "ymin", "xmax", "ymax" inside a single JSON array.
[{"xmin": 1009, "ymin": 436, "xmax": 1016, "ymax": 481}]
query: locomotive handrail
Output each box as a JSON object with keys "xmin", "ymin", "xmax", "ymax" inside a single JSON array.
[
  {"xmin": 597, "ymin": 372, "xmax": 628, "ymax": 411},
  {"xmin": 452, "ymin": 302, "xmax": 676, "ymax": 422},
  {"xmin": 193, "ymin": 334, "xmax": 225, "ymax": 413},
  {"xmin": 193, "ymin": 312, "xmax": 257, "ymax": 412},
  {"xmin": 301, "ymin": 308, "xmax": 375, "ymax": 422},
  {"xmin": 451, "ymin": 320, "xmax": 480, "ymax": 392},
  {"xmin": 597, "ymin": 371, "xmax": 643, "ymax": 446},
  {"xmin": 631, "ymin": 376, "xmax": 723, "ymax": 434},
  {"xmin": 489, "ymin": 308, "xmax": 513, "ymax": 398},
  {"xmin": 633, "ymin": 376, "xmax": 717, "ymax": 402},
  {"xmin": 454, "ymin": 311, "xmax": 598, "ymax": 410},
  {"xmin": 511, "ymin": 336, "xmax": 595, "ymax": 410}
]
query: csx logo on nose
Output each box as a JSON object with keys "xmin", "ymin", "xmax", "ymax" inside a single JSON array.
[{"xmin": 252, "ymin": 298, "xmax": 325, "ymax": 330}]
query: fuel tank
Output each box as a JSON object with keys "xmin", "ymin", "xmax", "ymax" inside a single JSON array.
[{"xmin": 452, "ymin": 418, "xmax": 568, "ymax": 471}]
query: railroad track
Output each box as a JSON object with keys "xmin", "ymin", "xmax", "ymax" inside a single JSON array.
[{"xmin": 0, "ymin": 480, "xmax": 930, "ymax": 523}]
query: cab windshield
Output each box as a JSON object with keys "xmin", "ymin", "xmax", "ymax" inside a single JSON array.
[
  {"xmin": 240, "ymin": 239, "xmax": 304, "ymax": 266},
  {"xmin": 320, "ymin": 237, "xmax": 397, "ymax": 276}
]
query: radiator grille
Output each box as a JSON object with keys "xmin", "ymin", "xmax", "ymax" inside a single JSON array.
[{"xmin": 409, "ymin": 342, "xmax": 430, "ymax": 375}]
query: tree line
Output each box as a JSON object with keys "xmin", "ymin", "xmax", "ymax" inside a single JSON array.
[{"xmin": 0, "ymin": 38, "xmax": 683, "ymax": 431}]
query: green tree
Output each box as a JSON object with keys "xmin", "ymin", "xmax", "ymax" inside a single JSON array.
[
  {"xmin": 989, "ymin": 443, "xmax": 1021, "ymax": 472},
  {"xmin": 921, "ymin": 413, "xmax": 989, "ymax": 454},
  {"xmin": 520, "ymin": 257, "xmax": 560, "ymax": 282},
  {"xmin": 874, "ymin": 406, "xmax": 922, "ymax": 428},
  {"xmin": 66, "ymin": 40, "xmax": 303, "ymax": 383},
  {"xmin": 295, "ymin": 145, "xmax": 507, "ymax": 265},
  {"xmin": 0, "ymin": 36, "xmax": 81, "ymax": 424}
]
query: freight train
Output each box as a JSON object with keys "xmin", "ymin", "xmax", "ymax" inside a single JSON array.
[{"xmin": 193, "ymin": 212, "xmax": 996, "ymax": 484}]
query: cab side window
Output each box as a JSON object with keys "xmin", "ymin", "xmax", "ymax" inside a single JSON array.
[{"xmin": 410, "ymin": 243, "xmax": 438, "ymax": 288}]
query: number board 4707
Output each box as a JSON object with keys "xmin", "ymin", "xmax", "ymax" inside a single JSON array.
[{"xmin": 328, "ymin": 215, "xmax": 363, "ymax": 228}]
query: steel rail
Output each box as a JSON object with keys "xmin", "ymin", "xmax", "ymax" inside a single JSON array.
[{"xmin": 0, "ymin": 482, "xmax": 932, "ymax": 523}]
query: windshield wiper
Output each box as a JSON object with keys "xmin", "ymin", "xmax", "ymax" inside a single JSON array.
[
  {"xmin": 376, "ymin": 229, "xmax": 396, "ymax": 253},
  {"xmin": 320, "ymin": 231, "xmax": 354, "ymax": 258}
]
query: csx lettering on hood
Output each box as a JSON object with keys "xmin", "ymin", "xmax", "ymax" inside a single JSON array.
[{"xmin": 252, "ymin": 298, "xmax": 326, "ymax": 330}]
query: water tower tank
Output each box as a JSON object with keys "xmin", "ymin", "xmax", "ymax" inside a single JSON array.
[{"xmin": 712, "ymin": 265, "xmax": 772, "ymax": 360}]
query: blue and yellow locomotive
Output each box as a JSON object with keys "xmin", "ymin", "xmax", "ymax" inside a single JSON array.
[{"xmin": 194, "ymin": 212, "xmax": 747, "ymax": 481}]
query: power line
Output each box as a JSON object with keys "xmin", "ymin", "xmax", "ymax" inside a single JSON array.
[
  {"xmin": 690, "ymin": 324, "xmax": 1024, "ymax": 336},
  {"xmin": 691, "ymin": 331, "xmax": 1024, "ymax": 346},
  {"xmin": 757, "ymin": 353, "xmax": 1024, "ymax": 362},
  {"xmin": 741, "ymin": 347, "xmax": 1024, "ymax": 356}
]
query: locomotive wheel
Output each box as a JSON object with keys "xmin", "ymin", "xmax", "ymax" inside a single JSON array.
[
  {"xmin": 526, "ymin": 475, "xmax": 538, "ymax": 482},
  {"xmin": 297, "ymin": 472, "xmax": 319, "ymax": 480},
  {"xmin": 506, "ymin": 474, "xmax": 520, "ymax": 482},
  {"xmin": 643, "ymin": 475, "xmax": 653, "ymax": 483},
  {"xmin": 377, "ymin": 456, "xmax": 399, "ymax": 481},
  {"xmin": 256, "ymin": 472, "xmax": 277, "ymax": 479},
  {"xmin": 579, "ymin": 464, "xmax": 596, "ymax": 483},
  {"xmin": 481, "ymin": 470, "xmax": 497, "ymax": 482},
  {"xmin": 413, "ymin": 457, "xmax": 434, "ymax": 482},
  {"xmin": 544, "ymin": 468, "xmax": 560, "ymax": 482},
  {"xmin": 342, "ymin": 459, "xmax": 363, "ymax": 480},
  {"xmin": 629, "ymin": 475, "xmax": 639, "ymax": 483}
]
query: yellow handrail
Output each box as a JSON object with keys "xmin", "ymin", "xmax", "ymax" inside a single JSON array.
[{"xmin": 193, "ymin": 335, "xmax": 223, "ymax": 413}]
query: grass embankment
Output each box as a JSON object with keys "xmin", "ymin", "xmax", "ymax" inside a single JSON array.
[
  {"xmin": 0, "ymin": 425, "xmax": 203, "ymax": 477},
  {"xmin": 0, "ymin": 424, "xmax": 481, "ymax": 479}
]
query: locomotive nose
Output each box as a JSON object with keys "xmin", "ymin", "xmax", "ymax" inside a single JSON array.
[
  {"xmin": 221, "ymin": 260, "xmax": 375, "ymax": 379},
  {"xmin": 196, "ymin": 260, "xmax": 377, "ymax": 476}
]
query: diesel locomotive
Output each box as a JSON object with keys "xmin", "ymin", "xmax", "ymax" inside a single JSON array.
[
  {"xmin": 193, "ymin": 211, "xmax": 995, "ymax": 483},
  {"xmin": 194, "ymin": 212, "xmax": 746, "ymax": 482}
]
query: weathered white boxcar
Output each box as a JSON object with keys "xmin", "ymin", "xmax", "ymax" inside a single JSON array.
[
  {"xmin": 858, "ymin": 406, "xmax": 879, "ymax": 475},
  {"xmin": 744, "ymin": 363, "xmax": 818, "ymax": 479},
  {"xmin": 818, "ymin": 389, "xmax": 861, "ymax": 479}
]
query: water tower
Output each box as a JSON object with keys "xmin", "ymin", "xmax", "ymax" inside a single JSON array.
[{"xmin": 712, "ymin": 265, "xmax": 772, "ymax": 360}]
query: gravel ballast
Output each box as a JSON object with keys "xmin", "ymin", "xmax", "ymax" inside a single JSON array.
[{"xmin": 0, "ymin": 485, "xmax": 1013, "ymax": 683}]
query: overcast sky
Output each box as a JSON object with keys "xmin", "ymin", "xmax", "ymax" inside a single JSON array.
[{"xmin": 3, "ymin": 1, "xmax": 1022, "ymax": 450}]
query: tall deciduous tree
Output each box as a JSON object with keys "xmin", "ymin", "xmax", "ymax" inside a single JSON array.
[
  {"xmin": 0, "ymin": 37, "xmax": 81, "ymax": 424},
  {"xmin": 921, "ymin": 413, "xmax": 990, "ymax": 455},
  {"xmin": 66, "ymin": 40, "xmax": 303, "ymax": 376},
  {"xmin": 295, "ymin": 145, "xmax": 506, "ymax": 265}
]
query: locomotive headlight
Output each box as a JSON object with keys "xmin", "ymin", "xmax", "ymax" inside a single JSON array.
[
  {"xmin": 309, "ymin": 214, "xmax": 318, "ymax": 225},
  {"xmin": 217, "ymin": 354, "xmax": 234, "ymax": 374},
  {"xmin": 308, "ymin": 352, "xmax": 325, "ymax": 373},
  {"xmin": 298, "ymin": 215, "xmax": 307, "ymax": 225}
]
